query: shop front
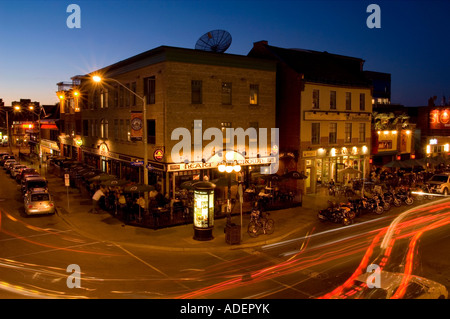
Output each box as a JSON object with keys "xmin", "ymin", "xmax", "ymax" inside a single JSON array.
[
  {"xmin": 40, "ymin": 139, "xmax": 61, "ymax": 158},
  {"xmin": 80, "ymin": 144, "xmax": 163, "ymax": 184},
  {"xmin": 301, "ymin": 146, "xmax": 369, "ymax": 193},
  {"xmin": 167, "ymin": 156, "xmax": 277, "ymax": 196}
]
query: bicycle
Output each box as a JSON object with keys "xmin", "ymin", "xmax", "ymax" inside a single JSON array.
[{"xmin": 247, "ymin": 209, "xmax": 275, "ymax": 238}]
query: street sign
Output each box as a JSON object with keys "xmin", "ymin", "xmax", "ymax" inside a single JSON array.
[
  {"xmin": 64, "ymin": 174, "xmax": 70, "ymax": 187},
  {"xmin": 131, "ymin": 161, "xmax": 144, "ymax": 166}
]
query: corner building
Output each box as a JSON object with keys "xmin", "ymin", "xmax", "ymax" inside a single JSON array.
[
  {"xmin": 249, "ymin": 41, "xmax": 372, "ymax": 194},
  {"xmin": 74, "ymin": 46, "xmax": 277, "ymax": 199}
]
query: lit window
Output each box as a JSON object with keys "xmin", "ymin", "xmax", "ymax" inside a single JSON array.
[{"xmin": 249, "ymin": 84, "xmax": 259, "ymax": 105}]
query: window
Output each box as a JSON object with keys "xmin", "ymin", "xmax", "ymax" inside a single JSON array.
[
  {"xmin": 329, "ymin": 123, "xmax": 337, "ymax": 144},
  {"xmin": 114, "ymin": 119, "xmax": 119, "ymax": 140},
  {"xmin": 221, "ymin": 122, "xmax": 232, "ymax": 146},
  {"xmin": 119, "ymin": 86, "xmax": 124, "ymax": 107},
  {"xmin": 360, "ymin": 93, "xmax": 365, "ymax": 111},
  {"xmin": 126, "ymin": 119, "xmax": 131, "ymax": 141},
  {"xmin": 249, "ymin": 84, "xmax": 259, "ymax": 105},
  {"xmin": 311, "ymin": 123, "xmax": 320, "ymax": 145},
  {"xmin": 119, "ymin": 119, "xmax": 124, "ymax": 141},
  {"xmin": 83, "ymin": 120, "xmax": 89, "ymax": 137},
  {"xmin": 222, "ymin": 82, "xmax": 232, "ymax": 105},
  {"xmin": 112, "ymin": 85, "xmax": 119, "ymax": 108},
  {"xmin": 330, "ymin": 91, "xmax": 336, "ymax": 109},
  {"xmin": 100, "ymin": 90, "xmax": 108, "ymax": 108},
  {"xmin": 312, "ymin": 89, "xmax": 320, "ymax": 109},
  {"xmin": 147, "ymin": 119, "xmax": 156, "ymax": 144},
  {"xmin": 125, "ymin": 83, "xmax": 131, "ymax": 107},
  {"xmin": 144, "ymin": 76, "xmax": 156, "ymax": 104},
  {"xmin": 191, "ymin": 80, "xmax": 202, "ymax": 104},
  {"xmin": 93, "ymin": 90, "xmax": 99, "ymax": 110},
  {"xmin": 100, "ymin": 119, "xmax": 108, "ymax": 139},
  {"xmin": 76, "ymin": 119, "xmax": 81, "ymax": 135},
  {"xmin": 131, "ymin": 82, "xmax": 136, "ymax": 106},
  {"xmin": 91, "ymin": 120, "xmax": 96, "ymax": 137},
  {"xmin": 89, "ymin": 120, "xmax": 93, "ymax": 137},
  {"xmin": 345, "ymin": 123, "xmax": 352, "ymax": 143},
  {"xmin": 359, "ymin": 123, "xmax": 366, "ymax": 142},
  {"xmin": 346, "ymin": 92, "xmax": 352, "ymax": 110}
]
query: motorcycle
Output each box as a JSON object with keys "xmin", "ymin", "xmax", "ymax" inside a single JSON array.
[
  {"xmin": 318, "ymin": 201, "xmax": 353, "ymax": 226},
  {"xmin": 395, "ymin": 187, "xmax": 414, "ymax": 205},
  {"xmin": 360, "ymin": 195, "xmax": 384, "ymax": 215},
  {"xmin": 414, "ymin": 184, "xmax": 434, "ymax": 200},
  {"xmin": 372, "ymin": 193, "xmax": 391, "ymax": 212}
]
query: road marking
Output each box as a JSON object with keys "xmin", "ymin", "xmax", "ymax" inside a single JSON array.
[
  {"xmin": 206, "ymin": 252, "xmax": 229, "ymax": 262},
  {"xmin": 113, "ymin": 243, "xmax": 191, "ymax": 290},
  {"xmin": 113, "ymin": 243, "xmax": 168, "ymax": 277}
]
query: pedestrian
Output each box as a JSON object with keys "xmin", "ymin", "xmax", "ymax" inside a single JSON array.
[{"xmin": 90, "ymin": 186, "xmax": 105, "ymax": 213}]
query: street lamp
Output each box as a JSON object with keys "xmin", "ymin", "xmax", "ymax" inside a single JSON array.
[
  {"xmin": 0, "ymin": 106, "xmax": 13, "ymax": 154},
  {"xmin": 92, "ymin": 74, "xmax": 149, "ymax": 210},
  {"xmin": 13, "ymin": 103, "xmax": 47, "ymax": 173},
  {"xmin": 218, "ymin": 151, "xmax": 241, "ymax": 225}
]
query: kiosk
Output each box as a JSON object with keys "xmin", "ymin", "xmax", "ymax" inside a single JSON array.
[{"xmin": 193, "ymin": 181, "xmax": 215, "ymax": 241}]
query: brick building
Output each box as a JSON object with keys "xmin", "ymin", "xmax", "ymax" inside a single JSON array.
[
  {"xmin": 249, "ymin": 41, "xmax": 372, "ymax": 194},
  {"xmin": 61, "ymin": 45, "xmax": 277, "ymax": 199}
]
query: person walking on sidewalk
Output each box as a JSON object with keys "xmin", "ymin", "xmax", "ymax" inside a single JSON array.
[{"xmin": 90, "ymin": 186, "xmax": 105, "ymax": 214}]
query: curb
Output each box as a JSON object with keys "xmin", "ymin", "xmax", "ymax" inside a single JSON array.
[{"xmin": 55, "ymin": 202, "xmax": 314, "ymax": 252}]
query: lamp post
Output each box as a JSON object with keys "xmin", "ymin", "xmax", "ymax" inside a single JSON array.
[
  {"xmin": 0, "ymin": 106, "xmax": 13, "ymax": 154},
  {"xmin": 92, "ymin": 75, "xmax": 149, "ymax": 211},
  {"xmin": 218, "ymin": 151, "xmax": 241, "ymax": 225},
  {"xmin": 14, "ymin": 103, "xmax": 47, "ymax": 173}
]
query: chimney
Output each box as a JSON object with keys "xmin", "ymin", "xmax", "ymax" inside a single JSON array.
[{"xmin": 253, "ymin": 40, "xmax": 268, "ymax": 47}]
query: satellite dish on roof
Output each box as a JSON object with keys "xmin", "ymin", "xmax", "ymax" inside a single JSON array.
[{"xmin": 195, "ymin": 29, "xmax": 232, "ymax": 53}]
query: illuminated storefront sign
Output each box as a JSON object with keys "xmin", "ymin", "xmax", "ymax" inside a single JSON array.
[
  {"xmin": 430, "ymin": 109, "xmax": 450, "ymax": 129},
  {"xmin": 153, "ymin": 148, "xmax": 164, "ymax": 161},
  {"xmin": 167, "ymin": 157, "xmax": 276, "ymax": 172}
]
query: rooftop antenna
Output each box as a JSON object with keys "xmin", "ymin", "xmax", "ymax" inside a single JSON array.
[{"xmin": 195, "ymin": 29, "xmax": 232, "ymax": 53}]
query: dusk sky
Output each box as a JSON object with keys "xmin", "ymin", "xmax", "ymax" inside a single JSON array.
[{"xmin": 1, "ymin": 0, "xmax": 449, "ymax": 107}]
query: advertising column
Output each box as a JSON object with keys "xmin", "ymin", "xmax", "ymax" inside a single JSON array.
[{"xmin": 193, "ymin": 181, "xmax": 215, "ymax": 241}]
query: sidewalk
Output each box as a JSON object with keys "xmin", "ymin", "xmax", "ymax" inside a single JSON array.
[
  {"xmin": 13, "ymin": 148, "xmax": 335, "ymax": 252},
  {"xmin": 49, "ymin": 177, "xmax": 334, "ymax": 252}
]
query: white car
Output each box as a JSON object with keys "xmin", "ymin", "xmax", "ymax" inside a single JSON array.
[
  {"xmin": 11, "ymin": 164, "xmax": 28, "ymax": 177},
  {"xmin": 427, "ymin": 173, "xmax": 450, "ymax": 196},
  {"xmin": 337, "ymin": 271, "xmax": 448, "ymax": 299},
  {"xmin": 24, "ymin": 188, "xmax": 55, "ymax": 215}
]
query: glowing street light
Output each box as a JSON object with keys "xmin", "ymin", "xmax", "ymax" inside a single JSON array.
[{"xmin": 91, "ymin": 74, "xmax": 149, "ymax": 216}]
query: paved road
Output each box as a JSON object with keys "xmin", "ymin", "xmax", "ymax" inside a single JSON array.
[{"xmin": 0, "ymin": 152, "xmax": 449, "ymax": 301}]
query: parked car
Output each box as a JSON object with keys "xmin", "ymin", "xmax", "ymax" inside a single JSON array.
[
  {"xmin": 3, "ymin": 159, "xmax": 17, "ymax": 171},
  {"xmin": 426, "ymin": 173, "xmax": 450, "ymax": 196},
  {"xmin": 16, "ymin": 168, "xmax": 39, "ymax": 182},
  {"xmin": 335, "ymin": 271, "xmax": 448, "ymax": 299},
  {"xmin": 10, "ymin": 164, "xmax": 27, "ymax": 177},
  {"xmin": 24, "ymin": 188, "xmax": 55, "ymax": 215},
  {"xmin": 0, "ymin": 155, "xmax": 15, "ymax": 166},
  {"xmin": 21, "ymin": 176, "xmax": 47, "ymax": 195}
]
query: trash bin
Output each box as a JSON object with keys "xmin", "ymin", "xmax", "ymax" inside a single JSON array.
[{"xmin": 225, "ymin": 223, "xmax": 241, "ymax": 245}]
